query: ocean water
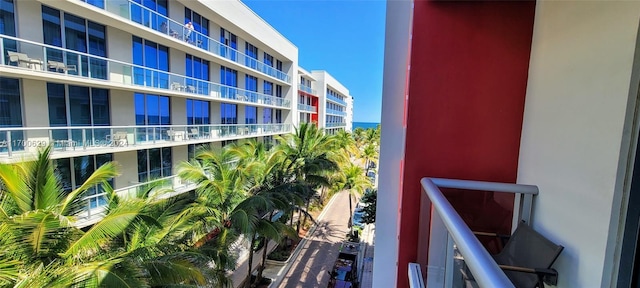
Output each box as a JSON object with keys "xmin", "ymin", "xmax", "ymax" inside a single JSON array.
[{"xmin": 353, "ymin": 122, "xmax": 380, "ymax": 130}]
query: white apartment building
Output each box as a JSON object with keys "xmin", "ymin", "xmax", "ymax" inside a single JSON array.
[
  {"xmin": 0, "ymin": 0, "xmax": 306, "ymax": 222},
  {"xmin": 0, "ymin": 0, "xmax": 354, "ymax": 221},
  {"xmin": 308, "ymin": 70, "xmax": 352, "ymax": 134}
]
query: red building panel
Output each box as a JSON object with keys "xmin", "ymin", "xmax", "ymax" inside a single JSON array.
[{"xmin": 397, "ymin": 1, "xmax": 536, "ymax": 287}]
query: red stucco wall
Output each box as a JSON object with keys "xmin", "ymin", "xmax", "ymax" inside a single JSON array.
[{"xmin": 397, "ymin": 1, "xmax": 536, "ymax": 286}]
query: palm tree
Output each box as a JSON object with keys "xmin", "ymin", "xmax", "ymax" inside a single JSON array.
[
  {"xmin": 361, "ymin": 143, "xmax": 378, "ymax": 175},
  {"xmin": 339, "ymin": 163, "xmax": 373, "ymax": 231},
  {"xmin": 277, "ymin": 123, "xmax": 341, "ymax": 234},
  {"xmin": 177, "ymin": 144, "xmax": 251, "ymax": 286},
  {"xmin": 0, "ymin": 146, "xmax": 224, "ymax": 287},
  {"xmin": 229, "ymin": 140, "xmax": 299, "ymax": 287},
  {"xmin": 333, "ymin": 130, "xmax": 357, "ymax": 159}
]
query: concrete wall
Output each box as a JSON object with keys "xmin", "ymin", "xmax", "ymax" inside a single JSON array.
[
  {"xmin": 110, "ymin": 90, "xmax": 135, "ymax": 126},
  {"xmin": 517, "ymin": 1, "xmax": 640, "ymax": 287},
  {"xmin": 372, "ymin": 1, "xmax": 413, "ymax": 287},
  {"xmin": 15, "ymin": 0, "xmax": 43, "ymax": 43},
  {"xmin": 113, "ymin": 150, "xmax": 138, "ymax": 188}
]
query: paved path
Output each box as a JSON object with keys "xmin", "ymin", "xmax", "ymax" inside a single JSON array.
[{"xmin": 277, "ymin": 190, "xmax": 353, "ymax": 288}]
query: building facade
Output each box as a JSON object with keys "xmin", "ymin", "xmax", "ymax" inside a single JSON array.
[
  {"xmin": 0, "ymin": 0, "xmax": 352, "ymax": 223},
  {"xmin": 310, "ymin": 70, "xmax": 352, "ymax": 134},
  {"xmin": 376, "ymin": 1, "xmax": 640, "ymax": 287}
]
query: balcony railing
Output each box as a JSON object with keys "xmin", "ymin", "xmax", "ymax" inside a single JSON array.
[
  {"xmin": 0, "ymin": 123, "xmax": 291, "ymax": 159},
  {"xmin": 327, "ymin": 94, "xmax": 347, "ymax": 106},
  {"xmin": 88, "ymin": 0, "xmax": 291, "ymax": 83},
  {"xmin": 414, "ymin": 178, "xmax": 539, "ymax": 288},
  {"xmin": 297, "ymin": 103, "xmax": 317, "ymax": 113},
  {"xmin": 0, "ymin": 35, "xmax": 291, "ymax": 108},
  {"xmin": 76, "ymin": 174, "xmax": 195, "ymax": 227},
  {"xmin": 326, "ymin": 122, "xmax": 346, "ymax": 128},
  {"xmin": 326, "ymin": 108, "xmax": 347, "ymax": 116},
  {"xmin": 298, "ymin": 84, "xmax": 316, "ymax": 95}
]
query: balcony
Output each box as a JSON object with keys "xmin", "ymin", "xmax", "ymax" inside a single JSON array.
[
  {"xmin": 85, "ymin": 0, "xmax": 291, "ymax": 83},
  {"xmin": 327, "ymin": 94, "xmax": 347, "ymax": 106},
  {"xmin": 0, "ymin": 35, "xmax": 291, "ymax": 108},
  {"xmin": 76, "ymin": 174, "xmax": 196, "ymax": 227},
  {"xmin": 297, "ymin": 103, "xmax": 317, "ymax": 113},
  {"xmin": 326, "ymin": 122, "xmax": 346, "ymax": 128},
  {"xmin": 298, "ymin": 83, "xmax": 316, "ymax": 95},
  {"xmin": 409, "ymin": 178, "xmax": 559, "ymax": 288},
  {"xmin": 0, "ymin": 123, "xmax": 291, "ymax": 162},
  {"xmin": 326, "ymin": 108, "xmax": 347, "ymax": 116}
]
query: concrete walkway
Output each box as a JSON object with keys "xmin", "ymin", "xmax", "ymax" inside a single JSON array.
[{"xmin": 274, "ymin": 190, "xmax": 354, "ymax": 288}]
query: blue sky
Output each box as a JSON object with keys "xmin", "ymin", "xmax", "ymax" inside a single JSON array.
[{"xmin": 242, "ymin": 0, "xmax": 386, "ymax": 123}]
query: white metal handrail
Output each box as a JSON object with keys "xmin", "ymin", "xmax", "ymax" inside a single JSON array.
[{"xmin": 420, "ymin": 177, "xmax": 540, "ymax": 288}]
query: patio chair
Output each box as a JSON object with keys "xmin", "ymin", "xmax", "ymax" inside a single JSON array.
[
  {"xmin": 485, "ymin": 221, "xmax": 564, "ymax": 288},
  {"xmin": 107, "ymin": 131, "xmax": 128, "ymax": 146},
  {"xmin": 171, "ymin": 82, "xmax": 184, "ymax": 91},
  {"xmin": 7, "ymin": 51, "xmax": 42, "ymax": 68},
  {"xmin": 188, "ymin": 128, "xmax": 199, "ymax": 139},
  {"xmin": 47, "ymin": 60, "xmax": 76, "ymax": 73}
]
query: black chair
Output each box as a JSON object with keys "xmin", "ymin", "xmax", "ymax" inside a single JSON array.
[{"xmin": 486, "ymin": 221, "xmax": 564, "ymax": 288}]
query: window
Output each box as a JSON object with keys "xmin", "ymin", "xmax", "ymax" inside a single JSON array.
[
  {"xmin": 42, "ymin": 6, "xmax": 107, "ymax": 79},
  {"xmin": 276, "ymin": 85, "xmax": 282, "ymax": 98},
  {"xmin": 134, "ymin": 93, "xmax": 170, "ymax": 126},
  {"xmin": 245, "ymin": 75, "xmax": 258, "ymax": 102},
  {"xmin": 221, "ymin": 103, "xmax": 237, "ymax": 124},
  {"xmin": 184, "ymin": 7, "xmax": 209, "ymax": 49},
  {"xmin": 263, "ymin": 52, "xmax": 273, "ymax": 67},
  {"xmin": 184, "ymin": 7, "xmax": 208, "ymax": 35},
  {"xmin": 133, "ymin": 36, "xmax": 169, "ymax": 88},
  {"xmin": 186, "ymin": 54, "xmax": 209, "ymax": 94},
  {"xmin": 0, "ymin": 77, "xmax": 22, "ymax": 152},
  {"xmin": 275, "ymin": 109, "xmax": 282, "ymax": 124},
  {"xmin": 245, "ymin": 106, "xmax": 257, "ymax": 124},
  {"xmin": 188, "ymin": 143, "xmax": 207, "ymax": 160},
  {"xmin": 220, "ymin": 28, "xmax": 237, "ymax": 60},
  {"xmin": 46, "ymin": 83, "xmax": 110, "ymax": 145},
  {"xmin": 264, "ymin": 81, "xmax": 273, "ymax": 96},
  {"xmin": 137, "ymin": 148, "xmax": 171, "ymax": 182},
  {"xmin": 186, "ymin": 99, "xmax": 210, "ymax": 125},
  {"xmin": 139, "ymin": 0, "xmax": 167, "ymax": 15},
  {"xmin": 55, "ymin": 154, "xmax": 113, "ymax": 207},
  {"xmin": 263, "ymin": 108, "xmax": 272, "ymax": 124},
  {"xmin": 131, "ymin": 0, "xmax": 168, "ymax": 30},
  {"xmin": 220, "ymin": 66, "xmax": 238, "ymax": 99},
  {"xmin": 245, "ymin": 42, "xmax": 258, "ymax": 68},
  {"xmin": 134, "ymin": 93, "xmax": 170, "ymax": 142},
  {"xmin": 0, "ymin": 0, "xmax": 16, "ymax": 64},
  {"xmin": 0, "ymin": 0, "xmax": 15, "ymax": 36},
  {"xmin": 276, "ymin": 60, "xmax": 283, "ymax": 72}
]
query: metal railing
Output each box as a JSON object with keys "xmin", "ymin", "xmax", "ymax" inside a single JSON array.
[
  {"xmin": 86, "ymin": 0, "xmax": 291, "ymax": 83},
  {"xmin": 326, "ymin": 94, "xmax": 347, "ymax": 106},
  {"xmin": 297, "ymin": 103, "xmax": 317, "ymax": 113},
  {"xmin": 298, "ymin": 83, "xmax": 316, "ymax": 95},
  {"xmin": 0, "ymin": 34, "xmax": 291, "ymax": 108},
  {"xmin": 418, "ymin": 177, "xmax": 539, "ymax": 288},
  {"xmin": 0, "ymin": 123, "xmax": 291, "ymax": 158},
  {"xmin": 326, "ymin": 122, "xmax": 346, "ymax": 128},
  {"xmin": 326, "ymin": 108, "xmax": 347, "ymax": 116}
]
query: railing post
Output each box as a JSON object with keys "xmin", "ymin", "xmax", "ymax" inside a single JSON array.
[
  {"xmin": 6, "ymin": 131, "xmax": 12, "ymax": 158},
  {"xmin": 521, "ymin": 193, "xmax": 534, "ymax": 225},
  {"xmin": 0, "ymin": 38, "xmax": 4, "ymax": 66},
  {"xmin": 82, "ymin": 129, "xmax": 87, "ymax": 150}
]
